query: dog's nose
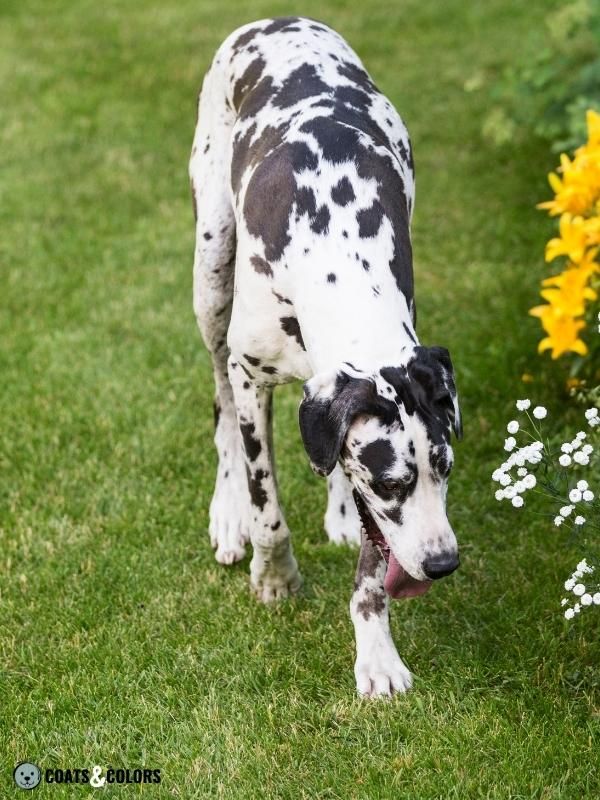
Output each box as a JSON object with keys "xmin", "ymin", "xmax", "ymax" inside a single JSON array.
[{"xmin": 423, "ymin": 552, "xmax": 460, "ymax": 580}]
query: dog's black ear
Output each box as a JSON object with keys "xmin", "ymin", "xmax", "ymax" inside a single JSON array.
[
  {"xmin": 299, "ymin": 370, "xmax": 397, "ymax": 476},
  {"xmin": 425, "ymin": 346, "xmax": 463, "ymax": 440}
]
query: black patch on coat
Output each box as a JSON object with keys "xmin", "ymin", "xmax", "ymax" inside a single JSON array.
[
  {"xmin": 263, "ymin": 17, "xmax": 302, "ymax": 35},
  {"xmin": 246, "ymin": 466, "xmax": 268, "ymax": 510},
  {"xmin": 231, "ymin": 122, "xmax": 257, "ymax": 196},
  {"xmin": 335, "ymin": 84, "xmax": 371, "ymax": 109},
  {"xmin": 331, "ymin": 176, "xmax": 355, "ymax": 206},
  {"xmin": 272, "ymin": 63, "xmax": 330, "ymax": 109},
  {"xmin": 203, "ymin": 231, "xmax": 212, "ymax": 240},
  {"xmin": 311, "ymin": 204, "xmax": 330, "ymax": 234},
  {"xmin": 231, "ymin": 26, "xmax": 261, "ymax": 53},
  {"xmin": 280, "ymin": 316, "xmax": 305, "ymax": 350},
  {"xmin": 240, "ymin": 421, "xmax": 262, "ymax": 462},
  {"xmin": 356, "ymin": 587, "xmax": 386, "ymax": 620},
  {"xmin": 358, "ymin": 439, "xmax": 396, "ymax": 478},
  {"xmin": 272, "ymin": 290, "xmax": 293, "ymax": 305},
  {"xmin": 327, "ymin": 272, "xmax": 336, "ymax": 283},
  {"xmin": 361, "ymin": 259, "xmax": 370, "ymax": 271},
  {"xmin": 250, "ymin": 255, "xmax": 273, "ymax": 278},
  {"xmin": 213, "ymin": 400, "xmax": 221, "ymax": 429},
  {"xmin": 233, "ymin": 57, "xmax": 266, "ymax": 110},
  {"xmin": 243, "ymin": 142, "xmax": 318, "ymax": 261},
  {"xmin": 340, "ymin": 503, "xmax": 346, "ymax": 516},
  {"xmin": 244, "ymin": 354, "xmax": 261, "ymax": 366},
  {"xmin": 262, "ymin": 365, "xmax": 278, "ymax": 375},
  {"xmin": 357, "ymin": 200, "xmax": 384, "ymax": 238}
]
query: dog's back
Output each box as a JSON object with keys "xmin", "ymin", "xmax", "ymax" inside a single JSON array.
[{"xmin": 191, "ymin": 17, "xmax": 416, "ymax": 378}]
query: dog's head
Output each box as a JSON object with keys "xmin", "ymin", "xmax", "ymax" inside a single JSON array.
[{"xmin": 299, "ymin": 346, "xmax": 462, "ymax": 598}]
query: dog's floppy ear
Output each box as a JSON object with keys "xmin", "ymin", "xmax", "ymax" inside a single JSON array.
[
  {"xmin": 299, "ymin": 370, "xmax": 397, "ymax": 476},
  {"xmin": 426, "ymin": 346, "xmax": 463, "ymax": 440}
]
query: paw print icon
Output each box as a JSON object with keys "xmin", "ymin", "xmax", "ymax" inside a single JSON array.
[{"xmin": 14, "ymin": 762, "xmax": 41, "ymax": 790}]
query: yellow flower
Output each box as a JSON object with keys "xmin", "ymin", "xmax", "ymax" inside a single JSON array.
[
  {"xmin": 540, "ymin": 265, "xmax": 597, "ymax": 317},
  {"xmin": 521, "ymin": 373, "xmax": 534, "ymax": 383},
  {"xmin": 529, "ymin": 303, "xmax": 588, "ymax": 359},
  {"xmin": 545, "ymin": 213, "xmax": 589, "ymax": 263}
]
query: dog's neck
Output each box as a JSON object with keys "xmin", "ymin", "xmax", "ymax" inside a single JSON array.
[{"xmin": 302, "ymin": 293, "xmax": 419, "ymax": 375}]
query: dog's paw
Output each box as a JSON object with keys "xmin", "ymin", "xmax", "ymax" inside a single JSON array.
[
  {"xmin": 355, "ymin": 649, "xmax": 413, "ymax": 698},
  {"xmin": 250, "ymin": 550, "xmax": 302, "ymax": 603},
  {"xmin": 208, "ymin": 471, "xmax": 250, "ymax": 565}
]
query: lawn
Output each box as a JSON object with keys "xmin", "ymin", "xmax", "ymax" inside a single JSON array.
[{"xmin": 1, "ymin": 0, "xmax": 598, "ymax": 797}]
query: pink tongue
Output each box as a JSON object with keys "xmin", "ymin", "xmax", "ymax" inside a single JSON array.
[{"xmin": 384, "ymin": 553, "xmax": 432, "ymax": 599}]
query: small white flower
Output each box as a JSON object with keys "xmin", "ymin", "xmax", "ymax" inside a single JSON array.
[
  {"xmin": 573, "ymin": 452, "xmax": 590, "ymax": 466},
  {"xmin": 522, "ymin": 474, "xmax": 536, "ymax": 489},
  {"xmin": 504, "ymin": 436, "xmax": 516, "ymax": 452},
  {"xmin": 514, "ymin": 453, "xmax": 525, "ymax": 467},
  {"xmin": 577, "ymin": 559, "xmax": 593, "ymax": 574},
  {"xmin": 564, "ymin": 577, "xmax": 576, "ymax": 590},
  {"xmin": 532, "ymin": 406, "xmax": 547, "ymax": 419},
  {"xmin": 516, "ymin": 399, "xmax": 531, "ymax": 411},
  {"xmin": 495, "ymin": 489, "xmax": 505, "ymax": 501},
  {"xmin": 559, "ymin": 454, "xmax": 572, "ymax": 467},
  {"xmin": 581, "ymin": 444, "xmax": 593, "ymax": 456},
  {"xmin": 560, "ymin": 505, "xmax": 574, "ymax": 517},
  {"xmin": 574, "ymin": 603, "xmax": 581, "ymax": 613},
  {"xmin": 507, "ymin": 420, "xmax": 519, "ymax": 434},
  {"xmin": 564, "ymin": 608, "xmax": 575, "ymax": 620},
  {"xmin": 561, "ymin": 442, "xmax": 573, "ymax": 454},
  {"xmin": 583, "ymin": 490, "xmax": 594, "ymax": 502},
  {"xmin": 576, "ymin": 479, "xmax": 589, "ymax": 491},
  {"xmin": 517, "ymin": 467, "xmax": 527, "ymax": 477},
  {"xmin": 492, "ymin": 469, "xmax": 504, "ymax": 482},
  {"xmin": 554, "ymin": 516, "xmax": 563, "ymax": 527},
  {"xmin": 573, "ymin": 583, "xmax": 586, "ymax": 596},
  {"xmin": 575, "ymin": 431, "xmax": 586, "ymax": 441},
  {"xmin": 574, "ymin": 516, "xmax": 585, "ymax": 525},
  {"xmin": 499, "ymin": 473, "xmax": 511, "ymax": 487},
  {"xmin": 593, "ymin": 593, "xmax": 600, "ymax": 605},
  {"xmin": 569, "ymin": 488, "xmax": 582, "ymax": 503},
  {"xmin": 561, "ymin": 598, "xmax": 568, "ymax": 606},
  {"xmin": 581, "ymin": 593, "xmax": 593, "ymax": 606},
  {"xmin": 584, "ymin": 408, "xmax": 598, "ymax": 421},
  {"xmin": 512, "ymin": 495, "xmax": 524, "ymax": 508},
  {"xmin": 503, "ymin": 485, "xmax": 516, "ymax": 499}
]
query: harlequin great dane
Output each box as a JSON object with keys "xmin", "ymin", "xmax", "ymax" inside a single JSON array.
[{"xmin": 190, "ymin": 16, "xmax": 462, "ymax": 697}]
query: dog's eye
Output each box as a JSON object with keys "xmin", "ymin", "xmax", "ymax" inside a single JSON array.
[{"xmin": 373, "ymin": 475, "xmax": 415, "ymax": 494}]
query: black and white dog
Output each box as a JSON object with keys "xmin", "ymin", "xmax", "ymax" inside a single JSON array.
[{"xmin": 190, "ymin": 17, "xmax": 462, "ymax": 697}]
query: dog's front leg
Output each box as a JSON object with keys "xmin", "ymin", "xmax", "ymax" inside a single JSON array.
[
  {"xmin": 228, "ymin": 356, "xmax": 302, "ymax": 603},
  {"xmin": 350, "ymin": 535, "xmax": 413, "ymax": 697}
]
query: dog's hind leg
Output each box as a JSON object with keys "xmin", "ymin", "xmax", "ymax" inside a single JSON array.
[
  {"xmin": 325, "ymin": 465, "xmax": 361, "ymax": 546},
  {"xmin": 190, "ymin": 62, "xmax": 249, "ymax": 565}
]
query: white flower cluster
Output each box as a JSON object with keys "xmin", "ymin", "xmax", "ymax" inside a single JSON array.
[
  {"xmin": 585, "ymin": 407, "xmax": 599, "ymax": 428},
  {"xmin": 492, "ymin": 400, "xmax": 545, "ymax": 507},
  {"xmin": 553, "ymin": 480, "xmax": 594, "ymax": 526},
  {"xmin": 558, "ymin": 430, "xmax": 594, "ymax": 466},
  {"xmin": 562, "ymin": 560, "xmax": 600, "ymax": 620}
]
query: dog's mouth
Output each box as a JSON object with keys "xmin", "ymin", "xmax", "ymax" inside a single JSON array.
[{"xmin": 353, "ymin": 490, "xmax": 431, "ymax": 600}]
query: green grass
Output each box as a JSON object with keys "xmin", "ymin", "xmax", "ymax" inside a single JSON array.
[{"xmin": 1, "ymin": 0, "xmax": 598, "ymax": 797}]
